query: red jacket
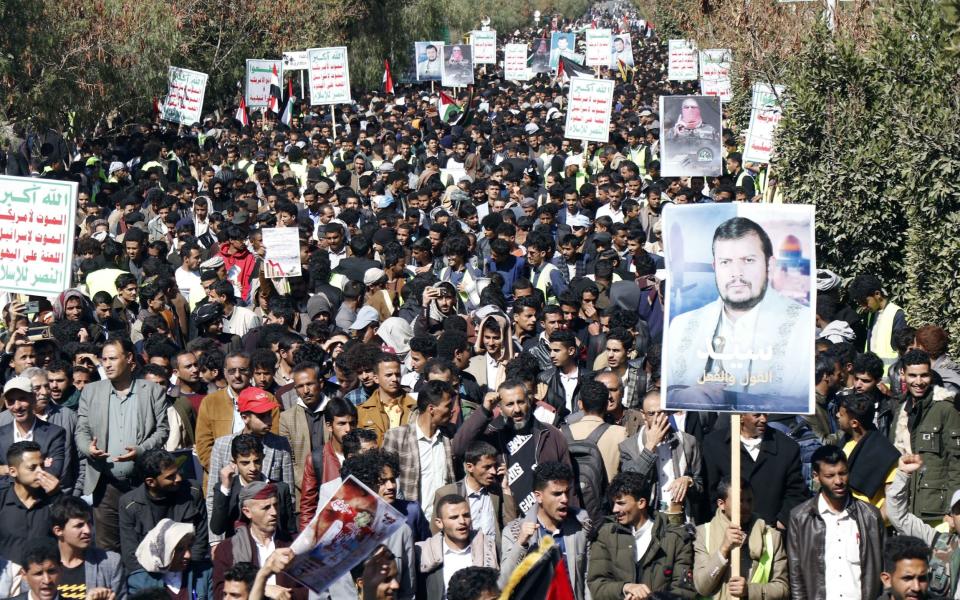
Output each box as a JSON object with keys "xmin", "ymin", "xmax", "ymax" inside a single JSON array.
[
  {"xmin": 218, "ymin": 242, "xmax": 257, "ymax": 303},
  {"xmin": 298, "ymin": 445, "xmax": 342, "ymax": 532}
]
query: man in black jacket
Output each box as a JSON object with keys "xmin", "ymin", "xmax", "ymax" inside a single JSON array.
[
  {"xmin": 539, "ymin": 330, "xmax": 591, "ymax": 424},
  {"xmin": 702, "ymin": 413, "xmax": 807, "ymax": 529}
]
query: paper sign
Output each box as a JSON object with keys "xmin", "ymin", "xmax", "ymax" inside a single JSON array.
[
  {"xmin": 308, "ymin": 47, "xmax": 352, "ymax": 106},
  {"xmin": 262, "ymin": 227, "xmax": 302, "ymax": 279},
  {"xmin": 504, "ymin": 44, "xmax": 530, "ymax": 81},
  {"xmin": 471, "ymin": 30, "xmax": 497, "ymax": 64},
  {"xmin": 700, "ymin": 49, "xmax": 732, "ymax": 102},
  {"xmin": 661, "ymin": 203, "xmax": 815, "ymax": 414},
  {"xmin": 414, "ymin": 42, "xmax": 444, "ymax": 81},
  {"xmin": 660, "ymin": 95, "xmax": 723, "ymax": 177},
  {"xmin": 585, "ymin": 29, "xmax": 612, "ymax": 67},
  {"xmin": 245, "ymin": 59, "xmax": 282, "ymax": 108},
  {"xmin": 564, "ymin": 77, "xmax": 615, "ymax": 143},
  {"xmin": 610, "ymin": 33, "xmax": 635, "ymax": 68},
  {"xmin": 282, "ymin": 51, "xmax": 309, "ymax": 71},
  {"xmin": 0, "ymin": 175, "xmax": 77, "ymax": 296},
  {"xmin": 668, "ymin": 39, "xmax": 698, "ymax": 81},
  {"xmin": 744, "ymin": 83, "xmax": 785, "ymax": 164},
  {"xmin": 160, "ymin": 66, "xmax": 207, "ymax": 125},
  {"xmin": 286, "ymin": 476, "xmax": 405, "ymax": 594},
  {"xmin": 549, "ymin": 32, "xmax": 577, "ymax": 69},
  {"xmin": 441, "ymin": 44, "xmax": 475, "ymax": 88}
]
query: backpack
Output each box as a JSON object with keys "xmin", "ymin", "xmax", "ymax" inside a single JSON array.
[
  {"xmin": 562, "ymin": 422, "xmax": 610, "ymax": 529},
  {"xmin": 768, "ymin": 417, "xmax": 822, "ymax": 492}
]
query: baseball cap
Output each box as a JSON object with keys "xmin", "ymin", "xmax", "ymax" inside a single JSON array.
[
  {"xmin": 568, "ymin": 214, "xmax": 590, "ymax": 228},
  {"xmin": 2, "ymin": 376, "xmax": 33, "ymax": 399},
  {"xmin": 363, "ymin": 268, "xmax": 387, "ymax": 286},
  {"xmin": 237, "ymin": 387, "xmax": 278, "ymax": 414},
  {"xmin": 348, "ymin": 305, "xmax": 380, "ymax": 331}
]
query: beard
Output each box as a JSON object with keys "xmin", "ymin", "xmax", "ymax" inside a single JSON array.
[
  {"xmin": 505, "ymin": 413, "xmax": 532, "ymax": 432},
  {"xmin": 719, "ymin": 276, "xmax": 768, "ymax": 312}
]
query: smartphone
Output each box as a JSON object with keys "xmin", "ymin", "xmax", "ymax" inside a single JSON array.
[
  {"xmin": 24, "ymin": 301, "xmax": 39, "ymax": 314},
  {"xmin": 27, "ymin": 325, "xmax": 51, "ymax": 342}
]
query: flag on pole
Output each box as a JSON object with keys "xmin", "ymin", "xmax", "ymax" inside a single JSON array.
[
  {"xmin": 267, "ymin": 64, "xmax": 282, "ymax": 114},
  {"xmin": 235, "ymin": 97, "xmax": 249, "ymax": 126},
  {"xmin": 499, "ymin": 537, "xmax": 575, "ymax": 600},
  {"xmin": 383, "ymin": 60, "xmax": 395, "ymax": 95},
  {"xmin": 437, "ymin": 91, "xmax": 461, "ymax": 123},
  {"xmin": 280, "ymin": 80, "xmax": 295, "ymax": 128},
  {"xmin": 559, "ymin": 55, "xmax": 594, "ymax": 80}
]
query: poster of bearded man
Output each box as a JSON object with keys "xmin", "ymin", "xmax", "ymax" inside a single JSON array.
[{"xmin": 659, "ymin": 95, "xmax": 722, "ymax": 177}]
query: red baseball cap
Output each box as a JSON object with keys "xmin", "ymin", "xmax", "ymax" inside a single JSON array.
[{"xmin": 237, "ymin": 387, "xmax": 278, "ymax": 414}]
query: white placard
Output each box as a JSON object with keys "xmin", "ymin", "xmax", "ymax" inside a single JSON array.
[
  {"xmin": 471, "ymin": 30, "xmax": 497, "ymax": 64},
  {"xmin": 282, "ymin": 51, "xmax": 309, "ymax": 71},
  {"xmin": 245, "ymin": 59, "xmax": 282, "ymax": 108},
  {"xmin": 262, "ymin": 227, "xmax": 303, "ymax": 279},
  {"xmin": 668, "ymin": 39, "xmax": 698, "ymax": 81},
  {"xmin": 700, "ymin": 49, "xmax": 733, "ymax": 102},
  {"xmin": 504, "ymin": 44, "xmax": 530, "ymax": 81},
  {"xmin": 585, "ymin": 29, "xmax": 612, "ymax": 67},
  {"xmin": 160, "ymin": 66, "xmax": 207, "ymax": 125},
  {"xmin": 308, "ymin": 47, "xmax": 352, "ymax": 106},
  {"xmin": 744, "ymin": 83, "xmax": 785, "ymax": 164},
  {"xmin": 564, "ymin": 77, "xmax": 615, "ymax": 143}
]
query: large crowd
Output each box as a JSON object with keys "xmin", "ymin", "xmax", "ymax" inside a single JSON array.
[{"xmin": 0, "ymin": 3, "xmax": 954, "ymax": 600}]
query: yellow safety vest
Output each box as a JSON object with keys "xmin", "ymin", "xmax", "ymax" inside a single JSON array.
[
  {"xmin": 699, "ymin": 525, "xmax": 775, "ymax": 599},
  {"xmin": 532, "ymin": 262, "xmax": 559, "ymax": 305},
  {"xmin": 869, "ymin": 301, "xmax": 902, "ymax": 367},
  {"xmin": 630, "ymin": 146, "xmax": 647, "ymax": 171}
]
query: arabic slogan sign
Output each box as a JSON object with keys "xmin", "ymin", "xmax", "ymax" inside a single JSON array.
[
  {"xmin": 308, "ymin": 47, "xmax": 352, "ymax": 106},
  {"xmin": 661, "ymin": 202, "xmax": 815, "ymax": 414},
  {"xmin": 286, "ymin": 476, "xmax": 404, "ymax": 593},
  {"xmin": 699, "ymin": 49, "xmax": 732, "ymax": 102},
  {"xmin": 0, "ymin": 175, "xmax": 77, "ymax": 296},
  {"xmin": 585, "ymin": 29, "xmax": 612, "ymax": 67},
  {"xmin": 245, "ymin": 59, "xmax": 282, "ymax": 108},
  {"xmin": 744, "ymin": 83, "xmax": 785, "ymax": 164},
  {"xmin": 564, "ymin": 77, "xmax": 615, "ymax": 143},
  {"xmin": 504, "ymin": 44, "xmax": 529, "ymax": 81},
  {"xmin": 471, "ymin": 30, "xmax": 497, "ymax": 65},
  {"xmin": 160, "ymin": 66, "xmax": 207, "ymax": 125},
  {"xmin": 667, "ymin": 39, "xmax": 698, "ymax": 81},
  {"xmin": 282, "ymin": 51, "xmax": 309, "ymax": 71},
  {"xmin": 262, "ymin": 227, "xmax": 302, "ymax": 279}
]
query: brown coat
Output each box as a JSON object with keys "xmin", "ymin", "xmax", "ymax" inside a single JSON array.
[
  {"xmin": 195, "ymin": 388, "xmax": 280, "ymax": 474},
  {"xmin": 357, "ymin": 388, "xmax": 416, "ymax": 446}
]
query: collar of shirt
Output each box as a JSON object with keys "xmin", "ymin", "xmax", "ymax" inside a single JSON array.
[
  {"xmin": 559, "ymin": 370, "xmax": 579, "ymax": 384},
  {"xmin": 13, "ymin": 419, "xmax": 36, "ymax": 442},
  {"xmin": 415, "ymin": 422, "xmax": 441, "ymax": 445},
  {"xmin": 719, "ymin": 299, "xmax": 763, "ymax": 339},
  {"xmin": 464, "ymin": 478, "xmax": 487, "ymax": 498},
  {"xmin": 297, "ymin": 398, "xmax": 323, "ymax": 414},
  {"xmin": 817, "ymin": 493, "xmax": 851, "ymax": 517},
  {"xmin": 443, "ymin": 541, "xmax": 472, "ymax": 556}
]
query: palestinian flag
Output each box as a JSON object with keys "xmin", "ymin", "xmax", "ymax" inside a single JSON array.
[
  {"xmin": 437, "ymin": 91, "xmax": 461, "ymax": 123},
  {"xmin": 500, "ymin": 537, "xmax": 575, "ymax": 600},
  {"xmin": 235, "ymin": 97, "xmax": 249, "ymax": 126},
  {"xmin": 383, "ymin": 59, "xmax": 395, "ymax": 95},
  {"xmin": 559, "ymin": 55, "xmax": 593, "ymax": 80},
  {"xmin": 267, "ymin": 64, "xmax": 282, "ymax": 114},
  {"xmin": 280, "ymin": 80, "xmax": 294, "ymax": 128}
]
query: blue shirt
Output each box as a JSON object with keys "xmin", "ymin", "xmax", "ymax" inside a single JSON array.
[{"xmin": 485, "ymin": 254, "xmax": 529, "ymax": 302}]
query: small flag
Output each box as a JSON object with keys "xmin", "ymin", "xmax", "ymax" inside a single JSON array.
[
  {"xmin": 437, "ymin": 91, "xmax": 461, "ymax": 123},
  {"xmin": 559, "ymin": 55, "xmax": 593, "ymax": 80},
  {"xmin": 267, "ymin": 64, "xmax": 282, "ymax": 114},
  {"xmin": 383, "ymin": 60, "xmax": 395, "ymax": 95},
  {"xmin": 280, "ymin": 90, "xmax": 295, "ymax": 128},
  {"xmin": 235, "ymin": 97, "xmax": 249, "ymax": 126},
  {"xmin": 499, "ymin": 537, "xmax": 575, "ymax": 600}
]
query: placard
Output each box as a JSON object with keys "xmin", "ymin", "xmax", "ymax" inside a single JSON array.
[
  {"xmin": 529, "ymin": 38, "xmax": 552, "ymax": 74},
  {"xmin": 308, "ymin": 47, "xmax": 352, "ymax": 106},
  {"xmin": 549, "ymin": 32, "xmax": 577, "ymax": 69},
  {"xmin": 441, "ymin": 44, "xmax": 475, "ymax": 88},
  {"xmin": 245, "ymin": 59, "xmax": 282, "ymax": 108},
  {"xmin": 660, "ymin": 95, "xmax": 722, "ymax": 177},
  {"xmin": 668, "ymin": 39, "xmax": 698, "ymax": 81},
  {"xmin": 585, "ymin": 29, "xmax": 612, "ymax": 67},
  {"xmin": 504, "ymin": 44, "xmax": 530, "ymax": 81},
  {"xmin": 564, "ymin": 77, "xmax": 615, "ymax": 143},
  {"xmin": 262, "ymin": 227, "xmax": 302, "ymax": 279},
  {"xmin": 160, "ymin": 66, "xmax": 207, "ymax": 125},
  {"xmin": 0, "ymin": 175, "xmax": 77, "ymax": 296},
  {"xmin": 471, "ymin": 30, "xmax": 497, "ymax": 65},
  {"xmin": 661, "ymin": 203, "xmax": 815, "ymax": 414},
  {"xmin": 744, "ymin": 83, "xmax": 785, "ymax": 164},
  {"xmin": 610, "ymin": 33, "xmax": 635, "ymax": 68},
  {"xmin": 700, "ymin": 49, "xmax": 733, "ymax": 102},
  {"xmin": 282, "ymin": 51, "xmax": 309, "ymax": 71},
  {"xmin": 414, "ymin": 41, "xmax": 444, "ymax": 81}
]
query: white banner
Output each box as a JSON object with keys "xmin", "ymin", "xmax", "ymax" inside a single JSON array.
[
  {"xmin": 744, "ymin": 83, "xmax": 785, "ymax": 164},
  {"xmin": 308, "ymin": 47, "xmax": 352, "ymax": 106},
  {"xmin": 471, "ymin": 30, "xmax": 497, "ymax": 64},
  {"xmin": 0, "ymin": 175, "xmax": 77, "ymax": 296},
  {"xmin": 160, "ymin": 66, "xmax": 207, "ymax": 125},
  {"xmin": 262, "ymin": 227, "xmax": 303, "ymax": 279},
  {"xmin": 282, "ymin": 51, "xmax": 309, "ymax": 71},
  {"xmin": 564, "ymin": 77, "xmax": 615, "ymax": 143},
  {"xmin": 245, "ymin": 59, "xmax": 282, "ymax": 108},
  {"xmin": 668, "ymin": 39, "xmax": 698, "ymax": 81},
  {"xmin": 699, "ymin": 49, "xmax": 733, "ymax": 102},
  {"xmin": 504, "ymin": 44, "xmax": 530, "ymax": 81},
  {"xmin": 585, "ymin": 29, "xmax": 612, "ymax": 67}
]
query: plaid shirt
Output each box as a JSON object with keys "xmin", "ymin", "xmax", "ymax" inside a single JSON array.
[
  {"xmin": 206, "ymin": 432, "xmax": 294, "ymax": 543},
  {"xmin": 345, "ymin": 386, "xmax": 372, "ymax": 407},
  {"xmin": 381, "ymin": 422, "xmax": 455, "ymax": 505}
]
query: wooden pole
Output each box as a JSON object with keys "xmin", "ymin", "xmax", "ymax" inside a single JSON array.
[
  {"xmin": 330, "ymin": 105, "xmax": 336, "ymax": 139},
  {"xmin": 730, "ymin": 413, "xmax": 742, "ymax": 575},
  {"xmin": 300, "ymin": 71, "xmax": 305, "ymax": 100}
]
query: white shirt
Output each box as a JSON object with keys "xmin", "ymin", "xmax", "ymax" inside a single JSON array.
[
  {"xmin": 175, "ymin": 268, "xmax": 201, "ymax": 303},
  {"xmin": 559, "ymin": 370, "xmax": 579, "ymax": 413},
  {"xmin": 328, "ymin": 246, "xmax": 348, "ymax": 270},
  {"xmin": 633, "ymin": 519, "xmax": 654, "ymax": 562},
  {"xmin": 13, "ymin": 419, "xmax": 35, "ymax": 443},
  {"xmin": 442, "ymin": 541, "xmax": 474, "ymax": 591},
  {"xmin": 253, "ymin": 533, "xmax": 278, "ymax": 586},
  {"xmin": 227, "ymin": 387, "xmax": 245, "ymax": 434},
  {"xmin": 416, "ymin": 423, "xmax": 447, "ymax": 522},
  {"xmin": 595, "ymin": 203, "xmax": 624, "ymax": 223},
  {"xmin": 464, "ymin": 478, "xmax": 496, "ymax": 537},
  {"xmin": 819, "ymin": 495, "xmax": 861, "ymax": 599},
  {"xmin": 485, "ymin": 354, "xmax": 502, "ymax": 390},
  {"xmin": 224, "ymin": 305, "xmax": 262, "ymax": 337},
  {"xmin": 741, "ymin": 436, "xmax": 762, "ymax": 461}
]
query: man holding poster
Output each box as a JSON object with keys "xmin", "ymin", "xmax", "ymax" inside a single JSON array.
[{"xmin": 662, "ymin": 203, "xmax": 815, "ymax": 414}]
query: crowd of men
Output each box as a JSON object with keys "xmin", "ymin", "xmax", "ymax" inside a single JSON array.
[{"xmin": 1, "ymin": 3, "xmax": 958, "ymax": 600}]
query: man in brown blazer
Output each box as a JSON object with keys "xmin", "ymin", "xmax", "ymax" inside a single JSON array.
[
  {"xmin": 357, "ymin": 354, "xmax": 416, "ymax": 445},
  {"xmin": 431, "ymin": 439, "xmax": 517, "ymax": 550}
]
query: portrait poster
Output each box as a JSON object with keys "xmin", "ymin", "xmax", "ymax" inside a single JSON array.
[
  {"xmin": 699, "ymin": 49, "xmax": 733, "ymax": 102},
  {"xmin": 160, "ymin": 66, "xmax": 207, "ymax": 125},
  {"xmin": 0, "ymin": 175, "xmax": 77, "ymax": 296},
  {"xmin": 564, "ymin": 77, "xmax": 615, "ymax": 143},
  {"xmin": 661, "ymin": 203, "xmax": 816, "ymax": 414},
  {"xmin": 286, "ymin": 476, "xmax": 405, "ymax": 593},
  {"xmin": 744, "ymin": 83, "xmax": 785, "ymax": 164},
  {"xmin": 659, "ymin": 95, "xmax": 722, "ymax": 177},
  {"xmin": 668, "ymin": 39, "xmax": 698, "ymax": 81},
  {"xmin": 504, "ymin": 44, "xmax": 530, "ymax": 81},
  {"xmin": 529, "ymin": 37, "xmax": 552, "ymax": 74},
  {"xmin": 471, "ymin": 30, "xmax": 497, "ymax": 64},
  {"xmin": 549, "ymin": 32, "xmax": 576, "ymax": 69},
  {"xmin": 610, "ymin": 33, "xmax": 635, "ymax": 68},
  {"xmin": 415, "ymin": 41, "xmax": 444, "ymax": 81},
  {"xmin": 584, "ymin": 29, "xmax": 612, "ymax": 67},
  {"xmin": 282, "ymin": 51, "xmax": 309, "ymax": 71},
  {"xmin": 245, "ymin": 59, "xmax": 282, "ymax": 108},
  {"xmin": 441, "ymin": 44, "xmax": 475, "ymax": 88}
]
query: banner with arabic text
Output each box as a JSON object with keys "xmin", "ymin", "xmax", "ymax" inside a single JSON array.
[
  {"xmin": 160, "ymin": 66, "xmax": 207, "ymax": 125},
  {"xmin": 245, "ymin": 59, "xmax": 283, "ymax": 108}
]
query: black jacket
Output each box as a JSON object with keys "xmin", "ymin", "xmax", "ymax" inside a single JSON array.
[
  {"xmin": 539, "ymin": 365, "xmax": 592, "ymax": 424},
  {"xmin": 210, "ymin": 477, "xmax": 297, "ymax": 538},
  {"xmin": 118, "ymin": 482, "xmax": 209, "ymax": 573},
  {"xmin": 0, "ymin": 486, "xmax": 59, "ymax": 564}
]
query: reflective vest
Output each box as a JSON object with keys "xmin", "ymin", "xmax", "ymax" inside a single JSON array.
[
  {"xmin": 869, "ymin": 301, "xmax": 903, "ymax": 368},
  {"xmin": 629, "ymin": 146, "xmax": 647, "ymax": 171},
  {"xmin": 699, "ymin": 525, "xmax": 775, "ymax": 598},
  {"xmin": 531, "ymin": 262, "xmax": 560, "ymax": 305}
]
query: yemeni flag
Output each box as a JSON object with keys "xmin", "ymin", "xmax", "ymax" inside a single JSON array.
[
  {"xmin": 559, "ymin": 55, "xmax": 593, "ymax": 80},
  {"xmin": 267, "ymin": 64, "xmax": 282, "ymax": 114},
  {"xmin": 280, "ymin": 80, "xmax": 295, "ymax": 128},
  {"xmin": 437, "ymin": 91, "xmax": 461, "ymax": 123},
  {"xmin": 383, "ymin": 60, "xmax": 395, "ymax": 95},
  {"xmin": 235, "ymin": 97, "xmax": 249, "ymax": 126},
  {"xmin": 500, "ymin": 537, "xmax": 575, "ymax": 600}
]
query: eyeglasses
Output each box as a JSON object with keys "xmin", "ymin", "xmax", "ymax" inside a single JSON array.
[{"xmin": 226, "ymin": 368, "xmax": 250, "ymax": 375}]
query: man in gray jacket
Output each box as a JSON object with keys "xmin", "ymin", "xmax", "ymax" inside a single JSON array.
[{"xmin": 51, "ymin": 496, "xmax": 126, "ymax": 600}]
